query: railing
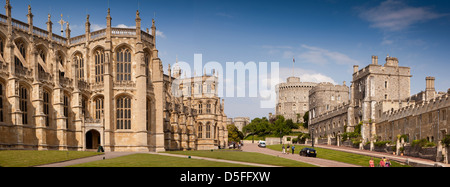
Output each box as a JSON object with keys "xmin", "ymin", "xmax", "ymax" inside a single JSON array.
[
  {"xmin": 90, "ymin": 29, "xmax": 106, "ymax": 40},
  {"xmin": 112, "ymin": 28, "xmax": 136, "ymax": 36},
  {"xmin": 70, "ymin": 35, "xmax": 86, "ymax": 45},
  {"xmin": 141, "ymin": 30, "xmax": 154, "ymax": 43},
  {"xmin": 52, "ymin": 34, "xmax": 67, "ymax": 45},
  {"xmin": 33, "ymin": 26, "xmax": 48, "ymax": 38},
  {"xmin": 11, "ymin": 18, "xmax": 29, "ymax": 32},
  {"xmin": 0, "ymin": 14, "xmax": 7, "ymax": 24}
]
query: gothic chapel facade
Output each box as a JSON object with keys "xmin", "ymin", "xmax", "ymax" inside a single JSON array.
[{"xmin": 0, "ymin": 1, "xmax": 228, "ymax": 152}]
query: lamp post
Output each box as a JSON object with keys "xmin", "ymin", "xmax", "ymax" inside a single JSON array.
[{"xmin": 311, "ymin": 127, "xmax": 315, "ymax": 148}]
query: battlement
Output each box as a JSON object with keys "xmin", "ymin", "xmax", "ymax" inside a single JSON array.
[{"xmin": 378, "ymin": 93, "xmax": 449, "ymax": 122}]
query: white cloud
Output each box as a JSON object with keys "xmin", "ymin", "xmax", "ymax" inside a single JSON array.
[
  {"xmin": 156, "ymin": 30, "xmax": 166, "ymax": 38},
  {"xmin": 358, "ymin": 0, "xmax": 446, "ymax": 31},
  {"xmin": 298, "ymin": 44, "xmax": 359, "ymax": 66},
  {"xmin": 91, "ymin": 24, "xmax": 106, "ymax": 31},
  {"xmin": 116, "ymin": 24, "xmax": 135, "ymax": 29}
]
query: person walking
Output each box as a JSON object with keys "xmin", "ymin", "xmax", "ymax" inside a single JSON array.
[
  {"xmin": 379, "ymin": 157, "xmax": 385, "ymax": 167},
  {"xmin": 385, "ymin": 158, "xmax": 391, "ymax": 167},
  {"xmin": 286, "ymin": 145, "xmax": 290, "ymax": 154},
  {"xmin": 291, "ymin": 145, "xmax": 295, "ymax": 154},
  {"xmin": 369, "ymin": 158, "xmax": 375, "ymax": 167},
  {"xmin": 282, "ymin": 144, "xmax": 286, "ymax": 154}
]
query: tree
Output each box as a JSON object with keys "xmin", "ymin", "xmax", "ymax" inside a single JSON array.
[
  {"xmin": 302, "ymin": 111, "xmax": 309, "ymax": 129},
  {"xmin": 227, "ymin": 124, "xmax": 244, "ymax": 143},
  {"xmin": 271, "ymin": 116, "xmax": 291, "ymax": 138},
  {"xmin": 242, "ymin": 117, "xmax": 271, "ymax": 138}
]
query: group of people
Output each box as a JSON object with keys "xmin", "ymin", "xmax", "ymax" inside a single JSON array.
[
  {"xmin": 281, "ymin": 144, "xmax": 295, "ymax": 154},
  {"xmin": 369, "ymin": 157, "xmax": 391, "ymax": 167}
]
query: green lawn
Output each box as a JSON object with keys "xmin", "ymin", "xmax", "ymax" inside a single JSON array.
[
  {"xmin": 69, "ymin": 153, "xmax": 252, "ymax": 167},
  {"xmin": 168, "ymin": 150, "xmax": 317, "ymax": 167},
  {"xmin": 0, "ymin": 150, "xmax": 103, "ymax": 167},
  {"xmin": 267, "ymin": 145, "xmax": 409, "ymax": 167}
]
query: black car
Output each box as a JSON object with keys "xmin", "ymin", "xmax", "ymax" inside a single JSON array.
[{"xmin": 299, "ymin": 148, "xmax": 317, "ymax": 157}]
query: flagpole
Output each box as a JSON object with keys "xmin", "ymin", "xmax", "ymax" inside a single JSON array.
[{"xmin": 292, "ymin": 57, "xmax": 295, "ymax": 77}]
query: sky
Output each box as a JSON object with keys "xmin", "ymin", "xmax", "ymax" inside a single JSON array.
[{"xmin": 7, "ymin": 0, "xmax": 450, "ymax": 119}]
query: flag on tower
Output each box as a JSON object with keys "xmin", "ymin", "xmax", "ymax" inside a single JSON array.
[{"xmin": 293, "ymin": 57, "xmax": 295, "ymax": 63}]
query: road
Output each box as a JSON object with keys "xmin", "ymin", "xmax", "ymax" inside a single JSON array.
[{"xmin": 241, "ymin": 143, "xmax": 360, "ymax": 167}]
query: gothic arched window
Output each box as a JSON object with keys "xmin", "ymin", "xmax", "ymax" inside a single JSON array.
[
  {"xmin": 0, "ymin": 83, "xmax": 3, "ymax": 122},
  {"xmin": 116, "ymin": 48, "xmax": 131, "ymax": 81},
  {"xmin": 95, "ymin": 97, "xmax": 104, "ymax": 120},
  {"xmin": 206, "ymin": 123, "xmax": 211, "ymax": 139},
  {"xmin": 116, "ymin": 96, "xmax": 131, "ymax": 130},
  {"xmin": 74, "ymin": 53, "xmax": 84, "ymax": 81},
  {"xmin": 198, "ymin": 123, "xmax": 203, "ymax": 138},
  {"xmin": 95, "ymin": 49, "xmax": 105, "ymax": 83},
  {"xmin": 19, "ymin": 86, "xmax": 28, "ymax": 125},
  {"xmin": 43, "ymin": 90, "xmax": 50, "ymax": 127}
]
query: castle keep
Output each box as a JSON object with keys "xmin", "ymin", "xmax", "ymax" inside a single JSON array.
[{"xmin": 0, "ymin": 1, "xmax": 228, "ymax": 152}]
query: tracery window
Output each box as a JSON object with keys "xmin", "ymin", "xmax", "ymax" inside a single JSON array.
[
  {"xmin": 95, "ymin": 49, "xmax": 105, "ymax": 83},
  {"xmin": 19, "ymin": 86, "xmax": 28, "ymax": 125},
  {"xmin": 198, "ymin": 103, "xmax": 203, "ymax": 114},
  {"xmin": 198, "ymin": 123, "xmax": 203, "ymax": 138},
  {"xmin": 43, "ymin": 91, "xmax": 50, "ymax": 127},
  {"xmin": 74, "ymin": 53, "xmax": 84, "ymax": 81},
  {"xmin": 95, "ymin": 97, "xmax": 104, "ymax": 120},
  {"xmin": 64, "ymin": 95, "xmax": 69, "ymax": 128},
  {"xmin": 206, "ymin": 123, "xmax": 211, "ymax": 139},
  {"xmin": 116, "ymin": 96, "xmax": 131, "ymax": 130},
  {"xmin": 206, "ymin": 103, "xmax": 211, "ymax": 114},
  {"xmin": 116, "ymin": 48, "xmax": 132, "ymax": 82},
  {"xmin": 37, "ymin": 48, "xmax": 46, "ymax": 63},
  {"xmin": 0, "ymin": 84, "xmax": 3, "ymax": 122}
]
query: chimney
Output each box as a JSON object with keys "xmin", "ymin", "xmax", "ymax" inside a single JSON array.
[
  {"xmin": 372, "ymin": 56, "xmax": 378, "ymax": 65},
  {"xmin": 425, "ymin": 77, "xmax": 436, "ymax": 101},
  {"xmin": 353, "ymin": 65, "xmax": 359, "ymax": 74}
]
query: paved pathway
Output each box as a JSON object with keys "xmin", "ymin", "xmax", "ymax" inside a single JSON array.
[{"xmin": 241, "ymin": 143, "xmax": 359, "ymax": 167}]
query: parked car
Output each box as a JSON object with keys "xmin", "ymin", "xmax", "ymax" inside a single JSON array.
[
  {"xmin": 299, "ymin": 148, "xmax": 317, "ymax": 157},
  {"xmin": 258, "ymin": 141, "xmax": 266, "ymax": 148}
]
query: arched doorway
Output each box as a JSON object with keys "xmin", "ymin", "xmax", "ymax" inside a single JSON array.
[{"xmin": 86, "ymin": 130, "xmax": 101, "ymax": 150}]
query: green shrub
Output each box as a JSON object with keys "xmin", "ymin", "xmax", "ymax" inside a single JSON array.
[{"xmin": 441, "ymin": 135, "xmax": 450, "ymax": 147}]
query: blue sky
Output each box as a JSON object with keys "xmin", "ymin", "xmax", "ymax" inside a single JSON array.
[{"xmin": 8, "ymin": 0, "xmax": 450, "ymax": 119}]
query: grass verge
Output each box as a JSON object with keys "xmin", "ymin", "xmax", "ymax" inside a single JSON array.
[
  {"xmin": 69, "ymin": 153, "xmax": 252, "ymax": 167},
  {"xmin": 0, "ymin": 150, "xmax": 103, "ymax": 167}
]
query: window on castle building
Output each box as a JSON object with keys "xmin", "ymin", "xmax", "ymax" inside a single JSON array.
[
  {"xmin": 0, "ymin": 38, "xmax": 3, "ymax": 59},
  {"xmin": 116, "ymin": 48, "xmax": 132, "ymax": 82},
  {"xmin": 95, "ymin": 49, "xmax": 105, "ymax": 83},
  {"xmin": 74, "ymin": 53, "xmax": 84, "ymax": 81},
  {"xmin": 117, "ymin": 96, "xmax": 131, "ymax": 130},
  {"xmin": 0, "ymin": 84, "xmax": 3, "ymax": 122},
  {"xmin": 38, "ymin": 48, "xmax": 46, "ymax": 63},
  {"xmin": 95, "ymin": 97, "xmax": 104, "ymax": 120},
  {"xmin": 331, "ymin": 95, "xmax": 335, "ymax": 101},
  {"xmin": 19, "ymin": 86, "xmax": 28, "ymax": 125},
  {"xmin": 206, "ymin": 104, "xmax": 211, "ymax": 114},
  {"xmin": 145, "ymin": 52, "xmax": 150, "ymax": 85},
  {"xmin": 206, "ymin": 123, "xmax": 211, "ymax": 139},
  {"xmin": 198, "ymin": 104, "xmax": 203, "ymax": 114},
  {"xmin": 198, "ymin": 123, "xmax": 203, "ymax": 138},
  {"xmin": 63, "ymin": 95, "xmax": 69, "ymax": 128},
  {"xmin": 16, "ymin": 41, "xmax": 26, "ymax": 58},
  {"xmin": 385, "ymin": 81, "xmax": 388, "ymax": 89},
  {"xmin": 43, "ymin": 91, "xmax": 50, "ymax": 127},
  {"xmin": 81, "ymin": 96, "xmax": 88, "ymax": 117}
]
